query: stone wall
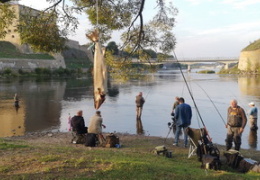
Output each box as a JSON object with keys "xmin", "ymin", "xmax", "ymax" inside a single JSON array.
[
  {"xmin": 238, "ymin": 49, "xmax": 260, "ymax": 71},
  {"xmin": 0, "ymin": 55, "xmax": 65, "ymax": 71}
]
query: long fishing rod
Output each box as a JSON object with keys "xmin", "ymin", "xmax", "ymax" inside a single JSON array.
[
  {"xmin": 173, "ymin": 52, "xmax": 205, "ymax": 126},
  {"xmin": 144, "ymin": 88, "xmax": 152, "ymax": 100},
  {"xmin": 195, "ymin": 82, "xmax": 226, "ymax": 126},
  {"xmin": 173, "ymin": 51, "xmax": 212, "ymax": 141}
]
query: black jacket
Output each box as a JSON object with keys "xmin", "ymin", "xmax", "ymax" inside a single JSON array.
[{"xmin": 71, "ymin": 116, "xmax": 87, "ymax": 134}]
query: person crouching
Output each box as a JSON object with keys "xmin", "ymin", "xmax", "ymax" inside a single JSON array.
[{"xmin": 88, "ymin": 111, "xmax": 106, "ymax": 146}]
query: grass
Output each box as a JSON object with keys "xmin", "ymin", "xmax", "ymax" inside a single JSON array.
[
  {"xmin": 197, "ymin": 70, "xmax": 215, "ymax": 74},
  {"xmin": 0, "ymin": 41, "xmax": 54, "ymax": 59},
  {"xmin": 64, "ymin": 58, "xmax": 92, "ymax": 69},
  {"xmin": 218, "ymin": 65, "xmax": 240, "ymax": 74},
  {"xmin": 0, "ymin": 133, "xmax": 259, "ymax": 180},
  {"xmin": 0, "ymin": 41, "xmax": 93, "ymax": 70},
  {"xmin": 242, "ymin": 39, "xmax": 260, "ymax": 51},
  {"xmin": 0, "ymin": 139, "xmax": 28, "ymax": 150}
]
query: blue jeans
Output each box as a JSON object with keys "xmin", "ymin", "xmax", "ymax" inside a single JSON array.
[{"xmin": 174, "ymin": 126, "xmax": 188, "ymax": 145}]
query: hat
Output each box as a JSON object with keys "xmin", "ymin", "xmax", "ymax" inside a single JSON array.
[{"xmin": 249, "ymin": 102, "xmax": 255, "ymax": 106}]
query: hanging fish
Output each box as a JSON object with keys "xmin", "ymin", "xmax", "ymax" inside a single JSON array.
[{"xmin": 86, "ymin": 30, "xmax": 107, "ymax": 109}]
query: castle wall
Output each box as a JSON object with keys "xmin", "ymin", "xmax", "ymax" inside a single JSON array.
[
  {"xmin": 2, "ymin": 4, "xmax": 21, "ymax": 45},
  {"xmin": 238, "ymin": 49, "xmax": 260, "ymax": 71},
  {"xmin": 0, "ymin": 55, "xmax": 65, "ymax": 71}
]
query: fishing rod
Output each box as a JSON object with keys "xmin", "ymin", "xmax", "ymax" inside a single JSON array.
[
  {"xmin": 173, "ymin": 51, "xmax": 212, "ymax": 142},
  {"xmin": 195, "ymin": 82, "xmax": 226, "ymax": 126},
  {"xmin": 144, "ymin": 88, "xmax": 152, "ymax": 100}
]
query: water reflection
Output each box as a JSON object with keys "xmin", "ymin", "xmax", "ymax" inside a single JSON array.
[
  {"xmin": 0, "ymin": 99, "xmax": 25, "ymax": 137},
  {"xmin": 136, "ymin": 117, "xmax": 144, "ymax": 135},
  {"xmin": 0, "ymin": 79, "xmax": 67, "ymax": 136},
  {"xmin": 1, "ymin": 73, "xmax": 260, "ymax": 150},
  {"xmin": 238, "ymin": 76, "xmax": 260, "ymax": 97},
  {"xmin": 248, "ymin": 130, "xmax": 258, "ymax": 149}
]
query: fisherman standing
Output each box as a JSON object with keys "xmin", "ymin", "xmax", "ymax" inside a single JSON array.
[
  {"xmin": 248, "ymin": 102, "xmax": 258, "ymax": 131},
  {"xmin": 172, "ymin": 96, "xmax": 180, "ymax": 116},
  {"xmin": 135, "ymin": 92, "xmax": 145, "ymax": 119},
  {"xmin": 14, "ymin": 93, "xmax": 19, "ymax": 108},
  {"xmin": 173, "ymin": 97, "xmax": 192, "ymax": 147},
  {"xmin": 226, "ymin": 99, "xmax": 247, "ymax": 151}
]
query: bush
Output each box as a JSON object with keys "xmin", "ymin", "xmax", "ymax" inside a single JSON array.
[{"xmin": 3, "ymin": 68, "xmax": 12, "ymax": 75}]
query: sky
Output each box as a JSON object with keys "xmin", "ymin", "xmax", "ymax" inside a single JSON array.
[{"xmin": 18, "ymin": 0, "xmax": 260, "ymax": 58}]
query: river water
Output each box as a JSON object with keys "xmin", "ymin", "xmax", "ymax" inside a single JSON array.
[{"xmin": 0, "ymin": 69, "xmax": 259, "ymax": 151}]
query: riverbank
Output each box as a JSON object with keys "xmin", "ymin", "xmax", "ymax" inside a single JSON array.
[{"xmin": 0, "ymin": 132, "xmax": 259, "ymax": 180}]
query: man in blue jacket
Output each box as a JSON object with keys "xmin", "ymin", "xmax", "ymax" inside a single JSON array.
[{"xmin": 173, "ymin": 97, "xmax": 192, "ymax": 147}]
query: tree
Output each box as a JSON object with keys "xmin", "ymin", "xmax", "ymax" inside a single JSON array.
[
  {"xmin": 1, "ymin": 0, "xmax": 177, "ymax": 79},
  {"xmin": 1, "ymin": 0, "xmax": 177, "ymax": 54},
  {"xmin": 0, "ymin": 3, "xmax": 15, "ymax": 39},
  {"xmin": 106, "ymin": 41, "xmax": 119, "ymax": 55}
]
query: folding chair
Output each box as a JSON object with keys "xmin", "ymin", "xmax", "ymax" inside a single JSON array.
[{"xmin": 186, "ymin": 127, "xmax": 207, "ymax": 158}]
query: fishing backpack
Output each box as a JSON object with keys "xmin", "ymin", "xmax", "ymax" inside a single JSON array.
[
  {"xmin": 105, "ymin": 133, "xmax": 120, "ymax": 148},
  {"xmin": 197, "ymin": 140, "xmax": 220, "ymax": 161},
  {"xmin": 224, "ymin": 150, "xmax": 258, "ymax": 173},
  {"xmin": 201, "ymin": 154, "xmax": 221, "ymax": 170},
  {"xmin": 197, "ymin": 141, "xmax": 221, "ymax": 170}
]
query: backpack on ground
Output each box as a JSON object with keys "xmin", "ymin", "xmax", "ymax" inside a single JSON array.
[
  {"xmin": 197, "ymin": 141, "xmax": 221, "ymax": 170},
  {"xmin": 85, "ymin": 133, "xmax": 97, "ymax": 147},
  {"xmin": 201, "ymin": 154, "xmax": 221, "ymax": 170},
  {"xmin": 224, "ymin": 150, "xmax": 258, "ymax": 173},
  {"xmin": 224, "ymin": 150, "xmax": 243, "ymax": 169},
  {"xmin": 105, "ymin": 133, "xmax": 120, "ymax": 148},
  {"xmin": 152, "ymin": 145, "xmax": 172, "ymax": 158}
]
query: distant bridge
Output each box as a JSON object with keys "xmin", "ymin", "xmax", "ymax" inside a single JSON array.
[{"xmin": 132, "ymin": 57, "xmax": 239, "ymax": 70}]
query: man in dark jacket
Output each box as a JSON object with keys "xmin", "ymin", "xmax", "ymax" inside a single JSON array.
[
  {"xmin": 71, "ymin": 110, "xmax": 87, "ymax": 144},
  {"xmin": 173, "ymin": 97, "xmax": 192, "ymax": 147},
  {"xmin": 135, "ymin": 92, "xmax": 145, "ymax": 119},
  {"xmin": 226, "ymin": 99, "xmax": 247, "ymax": 151}
]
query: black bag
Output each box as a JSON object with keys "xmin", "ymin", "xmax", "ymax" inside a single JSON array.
[
  {"xmin": 85, "ymin": 133, "xmax": 97, "ymax": 147},
  {"xmin": 197, "ymin": 141, "xmax": 220, "ymax": 162},
  {"xmin": 224, "ymin": 150, "xmax": 243, "ymax": 169},
  {"xmin": 105, "ymin": 133, "xmax": 119, "ymax": 148},
  {"xmin": 201, "ymin": 154, "xmax": 221, "ymax": 170}
]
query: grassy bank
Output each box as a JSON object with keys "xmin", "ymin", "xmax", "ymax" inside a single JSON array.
[
  {"xmin": 0, "ymin": 132, "xmax": 259, "ymax": 180},
  {"xmin": 0, "ymin": 41, "xmax": 54, "ymax": 59}
]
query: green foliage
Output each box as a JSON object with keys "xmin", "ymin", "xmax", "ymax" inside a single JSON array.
[
  {"xmin": 0, "ymin": 139, "xmax": 28, "ymax": 150},
  {"xmin": 0, "ymin": 41, "xmax": 55, "ymax": 59},
  {"xmin": 39, "ymin": 155, "xmax": 60, "ymax": 162},
  {"xmin": 218, "ymin": 65, "xmax": 240, "ymax": 74},
  {"xmin": 0, "ymin": 3, "xmax": 16, "ymax": 39},
  {"xmin": 18, "ymin": 10, "xmax": 65, "ymax": 53},
  {"xmin": 105, "ymin": 51, "xmax": 133, "ymax": 81},
  {"xmin": 197, "ymin": 70, "xmax": 215, "ymax": 74},
  {"xmin": 76, "ymin": 0, "xmax": 177, "ymax": 54},
  {"xmin": 106, "ymin": 41, "xmax": 119, "ymax": 55},
  {"xmin": 84, "ymin": 0, "xmax": 136, "ymax": 30},
  {"xmin": 242, "ymin": 39, "xmax": 260, "ymax": 51},
  {"xmin": 64, "ymin": 58, "xmax": 92, "ymax": 69},
  {"xmin": 3, "ymin": 68, "xmax": 12, "ymax": 74}
]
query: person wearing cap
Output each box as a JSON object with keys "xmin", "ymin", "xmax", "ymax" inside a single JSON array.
[
  {"xmin": 248, "ymin": 102, "xmax": 258, "ymax": 131},
  {"xmin": 225, "ymin": 99, "xmax": 247, "ymax": 151}
]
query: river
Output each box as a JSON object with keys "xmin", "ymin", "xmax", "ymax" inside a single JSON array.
[{"xmin": 0, "ymin": 69, "xmax": 259, "ymax": 151}]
